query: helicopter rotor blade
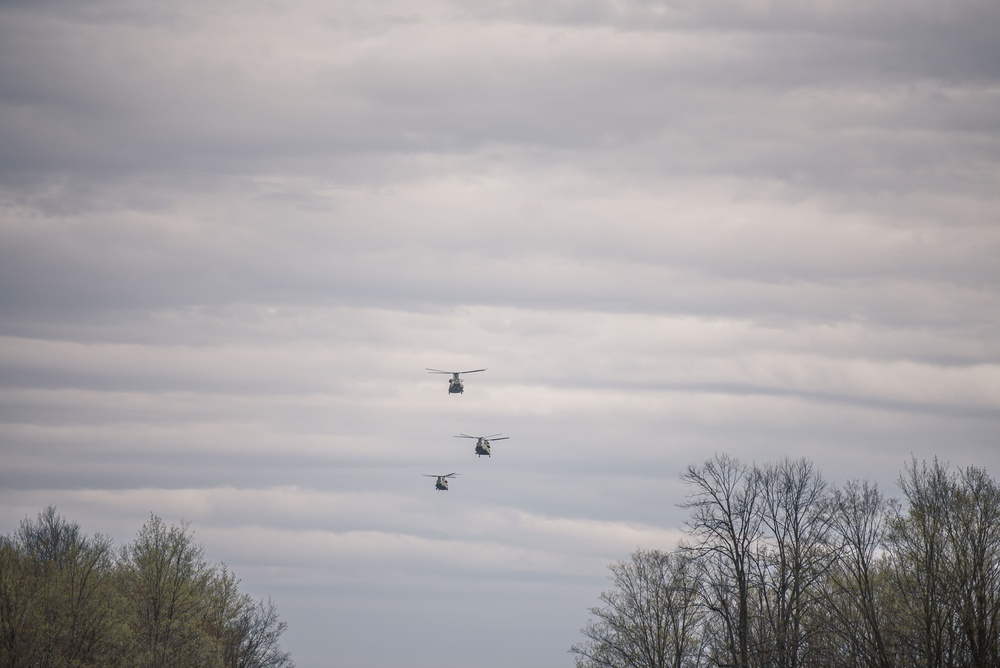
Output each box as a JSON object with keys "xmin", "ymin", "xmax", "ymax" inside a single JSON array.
[
  {"xmin": 425, "ymin": 368, "xmax": 486, "ymax": 374},
  {"xmin": 490, "ymin": 437, "xmax": 510, "ymax": 441},
  {"xmin": 454, "ymin": 434, "xmax": 477, "ymax": 439}
]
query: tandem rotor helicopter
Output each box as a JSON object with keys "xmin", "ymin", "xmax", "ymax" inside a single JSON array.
[
  {"xmin": 455, "ymin": 433, "xmax": 509, "ymax": 458},
  {"xmin": 425, "ymin": 368, "xmax": 486, "ymax": 394},
  {"xmin": 422, "ymin": 472, "xmax": 459, "ymax": 491}
]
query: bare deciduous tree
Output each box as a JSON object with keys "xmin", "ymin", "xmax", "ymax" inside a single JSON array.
[
  {"xmin": 754, "ymin": 458, "xmax": 835, "ymax": 668},
  {"xmin": 572, "ymin": 455, "xmax": 1000, "ymax": 668},
  {"xmin": 680, "ymin": 453, "xmax": 762, "ymax": 668},
  {"xmin": 944, "ymin": 466, "xmax": 1000, "ymax": 668},
  {"xmin": 571, "ymin": 549, "xmax": 706, "ymax": 668},
  {"xmin": 888, "ymin": 457, "xmax": 957, "ymax": 668},
  {"xmin": 827, "ymin": 478, "xmax": 895, "ymax": 668}
]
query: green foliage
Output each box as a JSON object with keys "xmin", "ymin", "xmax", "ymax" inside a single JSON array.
[
  {"xmin": 0, "ymin": 506, "xmax": 122, "ymax": 667},
  {"xmin": 0, "ymin": 507, "xmax": 293, "ymax": 668}
]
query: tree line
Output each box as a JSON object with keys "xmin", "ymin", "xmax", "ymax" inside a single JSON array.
[
  {"xmin": 571, "ymin": 454, "xmax": 1000, "ymax": 668},
  {"xmin": 0, "ymin": 507, "xmax": 293, "ymax": 668}
]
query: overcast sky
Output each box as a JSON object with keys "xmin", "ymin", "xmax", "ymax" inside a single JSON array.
[{"xmin": 1, "ymin": 1, "xmax": 999, "ymax": 666}]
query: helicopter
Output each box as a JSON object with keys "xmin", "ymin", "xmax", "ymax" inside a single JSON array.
[
  {"xmin": 425, "ymin": 368, "xmax": 486, "ymax": 394},
  {"xmin": 455, "ymin": 433, "xmax": 509, "ymax": 458},
  {"xmin": 422, "ymin": 472, "xmax": 459, "ymax": 491}
]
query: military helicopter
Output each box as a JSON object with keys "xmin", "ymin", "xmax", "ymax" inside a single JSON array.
[
  {"xmin": 425, "ymin": 368, "xmax": 486, "ymax": 394},
  {"xmin": 455, "ymin": 433, "xmax": 509, "ymax": 457},
  {"xmin": 422, "ymin": 472, "xmax": 459, "ymax": 491}
]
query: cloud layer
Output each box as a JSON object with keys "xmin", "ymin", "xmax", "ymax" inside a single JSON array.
[{"xmin": 2, "ymin": 1, "xmax": 999, "ymax": 667}]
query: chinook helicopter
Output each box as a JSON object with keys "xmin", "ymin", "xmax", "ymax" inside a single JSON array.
[
  {"xmin": 422, "ymin": 472, "xmax": 459, "ymax": 491},
  {"xmin": 425, "ymin": 368, "xmax": 486, "ymax": 394},
  {"xmin": 455, "ymin": 433, "xmax": 509, "ymax": 458}
]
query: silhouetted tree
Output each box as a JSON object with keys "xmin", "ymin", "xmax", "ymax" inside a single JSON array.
[
  {"xmin": 680, "ymin": 453, "xmax": 762, "ymax": 668},
  {"xmin": 887, "ymin": 457, "xmax": 957, "ymax": 668},
  {"xmin": 887, "ymin": 459, "xmax": 1000, "ymax": 668},
  {"xmin": 826, "ymin": 479, "xmax": 895, "ymax": 668},
  {"xmin": 946, "ymin": 466, "xmax": 1000, "ymax": 668},
  {"xmin": 206, "ymin": 566, "xmax": 294, "ymax": 668},
  {"xmin": 571, "ymin": 455, "xmax": 1000, "ymax": 668},
  {"xmin": 571, "ymin": 549, "xmax": 706, "ymax": 668},
  {"xmin": 753, "ymin": 458, "xmax": 835, "ymax": 668}
]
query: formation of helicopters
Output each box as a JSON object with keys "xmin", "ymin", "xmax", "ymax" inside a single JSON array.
[{"xmin": 422, "ymin": 368, "xmax": 508, "ymax": 490}]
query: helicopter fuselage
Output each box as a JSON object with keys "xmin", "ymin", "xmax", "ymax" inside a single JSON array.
[
  {"xmin": 424, "ymin": 472, "xmax": 458, "ymax": 490},
  {"xmin": 456, "ymin": 434, "xmax": 506, "ymax": 457},
  {"xmin": 427, "ymin": 368, "xmax": 484, "ymax": 393}
]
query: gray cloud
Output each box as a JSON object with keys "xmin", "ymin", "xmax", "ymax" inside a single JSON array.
[{"xmin": 2, "ymin": 1, "xmax": 999, "ymax": 667}]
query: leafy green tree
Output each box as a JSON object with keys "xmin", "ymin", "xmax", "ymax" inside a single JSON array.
[
  {"xmin": 0, "ymin": 508, "xmax": 293, "ymax": 668},
  {"xmin": 0, "ymin": 534, "xmax": 36, "ymax": 667},
  {"xmin": 118, "ymin": 514, "xmax": 220, "ymax": 668},
  {"xmin": 0, "ymin": 506, "xmax": 122, "ymax": 667}
]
